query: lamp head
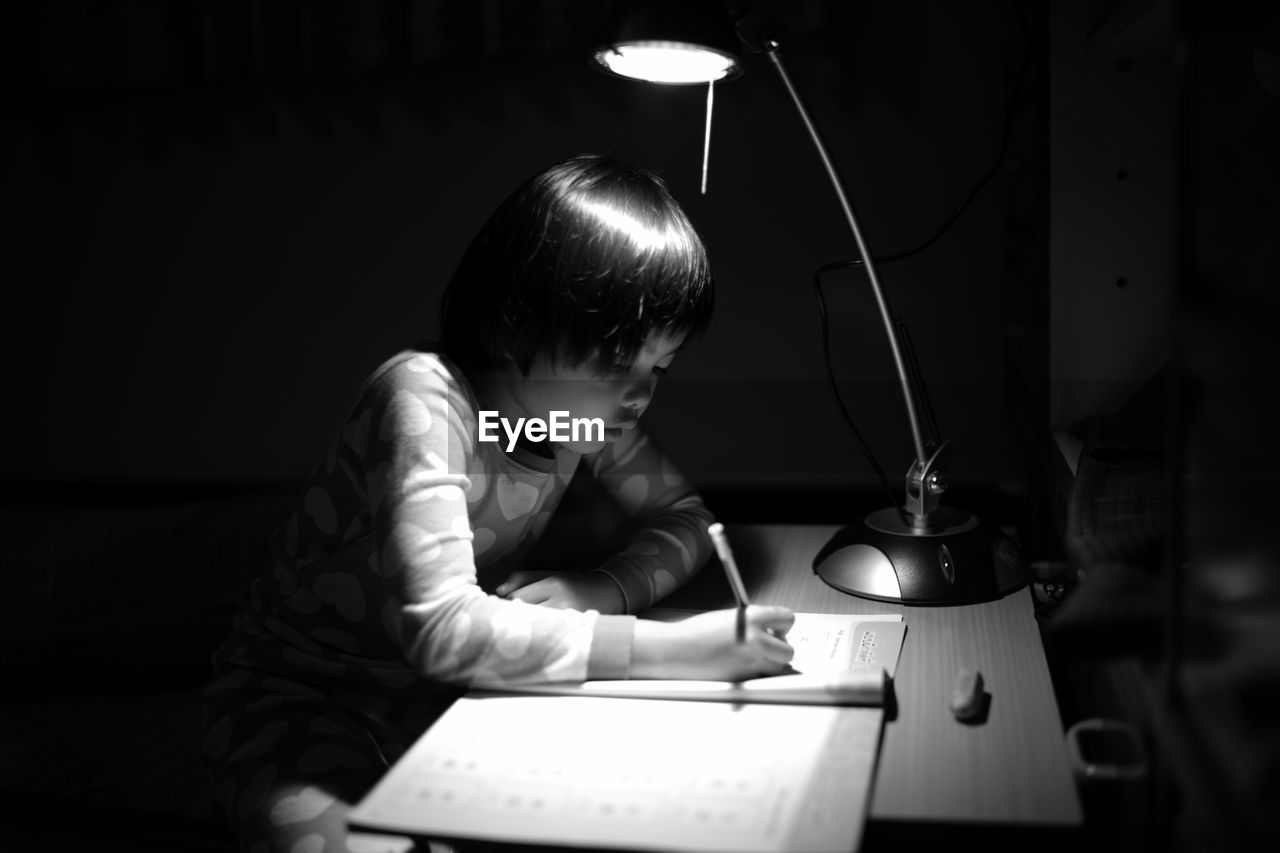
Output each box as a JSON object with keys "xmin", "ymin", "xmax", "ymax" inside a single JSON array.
[{"xmin": 593, "ymin": 0, "xmax": 744, "ymax": 84}]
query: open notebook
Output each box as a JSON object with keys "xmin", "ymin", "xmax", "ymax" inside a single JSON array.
[{"xmin": 348, "ymin": 612, "xmax": 906, "ymax": 853}]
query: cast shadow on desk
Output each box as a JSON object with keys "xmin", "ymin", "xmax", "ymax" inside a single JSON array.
[
  {"xmin": 955, "ymin": 689, "xmax": 992, "ymax": 726},
  {"xmin": 883, "ymin": 676, "xmax": 900, "ymax": 723}
]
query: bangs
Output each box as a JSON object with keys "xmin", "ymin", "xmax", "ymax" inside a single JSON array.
[
  {"xmin": 441, "ymin": 154, "xmax": 714, "ymax": 374},
  {"xmin": 543, "ymin": 190, "xmax": 713, "ymax": 368}
]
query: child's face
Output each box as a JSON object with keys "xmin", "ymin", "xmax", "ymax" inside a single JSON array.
[{"xmin": 510, "ymin": 331, "xmax": 686, "ymax": 454}]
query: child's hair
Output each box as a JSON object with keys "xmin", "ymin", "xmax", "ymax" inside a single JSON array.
[{"xmin": 440, "ymin": 153, "xmax": 714, "ymax": 374}]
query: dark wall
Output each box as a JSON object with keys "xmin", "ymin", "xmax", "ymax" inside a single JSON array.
[
  {"xmin": 1, "ymin": 1, "xmax": 1039, "ymax": 506},
  {"xmin": 1176, "ymin": 1, "xmax": 1280, "ymax": 841}
]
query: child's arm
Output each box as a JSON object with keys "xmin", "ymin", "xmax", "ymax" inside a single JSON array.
[
  {"xmin": 501, "ymin": 428, "xmax": 713, "ymax": 615},
  {"xmin": 357, "ymin": 357, "xmax": 633, "ymax": 686},
  {"xmin": 357, "ymin": 356, "xmax": 791, "ymax": 685},
  {"xmin": 630, "ymin": 605, "xmax": 797, "ymax": 679},
  {"xmin": 588, "ymin": 427, "xmax": 715, "ymax": 613}
]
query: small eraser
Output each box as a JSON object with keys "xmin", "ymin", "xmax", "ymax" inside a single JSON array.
[{"xmin": 949, "ymin": 668, "xmax": 985, "ymax": 720}]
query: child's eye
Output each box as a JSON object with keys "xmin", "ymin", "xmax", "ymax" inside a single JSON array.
[
  {"xmin": 600, "ymin": 362, "xmax": 670, "ymax": 378},
  {"xmin": 590, "ymin": 358, "xmax": 627, "ymax": 378}
]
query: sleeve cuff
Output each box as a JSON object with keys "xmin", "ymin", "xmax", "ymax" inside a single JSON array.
[
  {"xmin": 591, "ymin": 556, "xmax": 653, "ymax": 614},
  {"xmin": 586, "ymin": 614, "xmax": 636, "ymax": 680},
  {"xmin": 591, "ymin": 567, "xmax": 632, "ymax": 613}
]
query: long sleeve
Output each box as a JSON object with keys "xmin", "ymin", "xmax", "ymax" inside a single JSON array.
[
  {"xmin": 585, "ymin": 427, "xmax": 716, "ymax": 613},
  {"xmin": 356, "ymin": 354, "xmax": 635, "ymax": 686}
]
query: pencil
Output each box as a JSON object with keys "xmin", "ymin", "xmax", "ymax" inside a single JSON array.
[{"xmin": 708, "ymin": 523, "xmax": 749, "ymax": 642}]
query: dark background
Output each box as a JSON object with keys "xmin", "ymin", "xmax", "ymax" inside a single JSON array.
[
  {"xmin": 2, "ymin": 1, "xmax": 1279, "ymax": 849},
  {"xmin": 0, "ymin": 0, "xmax": 1039, "ymax": 519}
]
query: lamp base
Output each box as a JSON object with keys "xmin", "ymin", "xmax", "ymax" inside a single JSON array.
[{"xmin": 813, "ymin": 506, "xmax": 1028, "ymax": 605}]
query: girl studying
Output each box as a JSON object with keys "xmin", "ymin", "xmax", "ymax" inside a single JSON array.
[{"xmin": 201, "ymin": 153, "xmax": 795, "ymax": 853}]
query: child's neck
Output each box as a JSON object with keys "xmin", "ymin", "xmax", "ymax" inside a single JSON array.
[{"xmin": 517, "ymin": 435, "xmax": 556, "ymax": 459}]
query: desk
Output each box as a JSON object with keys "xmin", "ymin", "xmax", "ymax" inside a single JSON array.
[{"xmin": 658, "ymin": 524, "xmax": 1083, "ymax": 837}]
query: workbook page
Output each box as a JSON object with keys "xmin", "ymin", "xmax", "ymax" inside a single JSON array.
[
  {"xmin": 785, "ymin": 611, "xmax": 902, "ymax": 676},
  {"xmin": 349, "ymin": 694, "xmax": 883, "ymax": 853},
  {"xmin": 348, "ymin": 612, "xmax": 902, "ymax": 852}
]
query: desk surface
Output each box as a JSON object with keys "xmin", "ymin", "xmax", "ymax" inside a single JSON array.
[{"xmin": 659, "ymin": 524, "xmax": 1083, "ymax": 830}]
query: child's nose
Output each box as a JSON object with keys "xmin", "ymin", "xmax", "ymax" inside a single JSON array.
[{"xmin": 621, "ymin": 375, "xmax": 656, "ymax": 409}]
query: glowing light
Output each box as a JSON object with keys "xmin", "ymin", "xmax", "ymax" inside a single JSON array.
[{"xmin": 596, "ymin": 42, "xmax": 737, "ymax": 84}]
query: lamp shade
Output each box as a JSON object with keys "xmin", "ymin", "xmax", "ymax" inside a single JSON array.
[{"xmin": 593, "ymin": 0, "xmax": 743, "ymax": 84}]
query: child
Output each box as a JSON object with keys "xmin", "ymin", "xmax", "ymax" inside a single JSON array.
[{"xmin": 202, "ymin": 153, "xmax": 796, "ymax": 853}]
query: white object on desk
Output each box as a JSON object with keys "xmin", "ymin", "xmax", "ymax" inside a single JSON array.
[
  {"xmin": 494, "ymin": 612, "xmax": 906, "ymax": 706},
  {"xmin": 348, "ymin": 613, "xmax": 904, "ymax": 853},
  {"xmin": 351, "ymin": 695, "xmax": 882, "ymax": 852},
  {"xmin": 499, "ymin": 670, "xmax": 887, "ymax": 705}
]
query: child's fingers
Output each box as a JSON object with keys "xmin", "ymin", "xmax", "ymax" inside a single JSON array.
[
  {"xmin": 495, "ymin": 570, "xmax": 548, "ymax": 597},
  {"xmin": 746, "ymin": 605, "xmax": 795, "ymax": 667},
  {"xmin": 508, "ymin": 581, "xmax": 552, "ymax": 605},
  {"xmin": 747, "ymin": 604, "xmax": 795, "ymax": 633},
  {"xmin": 758, "ymin": 632, "xmax": 795, "ymax": 665}
]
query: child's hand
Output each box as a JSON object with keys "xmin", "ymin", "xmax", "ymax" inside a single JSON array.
[
  {"xmin": 632, "ymin": 606, "xmax": 796, "ymax": 681},
  {"xmin": 496, "ymin": 571, "xmax": 626, "ymax": 614}
]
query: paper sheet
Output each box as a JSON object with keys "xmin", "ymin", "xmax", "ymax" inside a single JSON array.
[
  {"xmin": 348, "ymin": 613, "xmax": 903, "ymax": 852},
  {"xmin": 785, "ymin": 611, "xmax": 903, "ymax": 677}
]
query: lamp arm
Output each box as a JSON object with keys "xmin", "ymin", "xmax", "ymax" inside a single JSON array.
[{"xmin": 763, "ymin": 43, "xmax": 932, "ymax": 477}]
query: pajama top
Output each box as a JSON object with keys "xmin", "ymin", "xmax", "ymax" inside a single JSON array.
[{"xmin": 209, "ymin": 347, "xmax": 715, "ymax": 696}]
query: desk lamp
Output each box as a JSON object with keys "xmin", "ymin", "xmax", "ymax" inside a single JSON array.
[{"xmin": 593, "ymin": 0, "xmax": 1028, "ymax": 604}]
